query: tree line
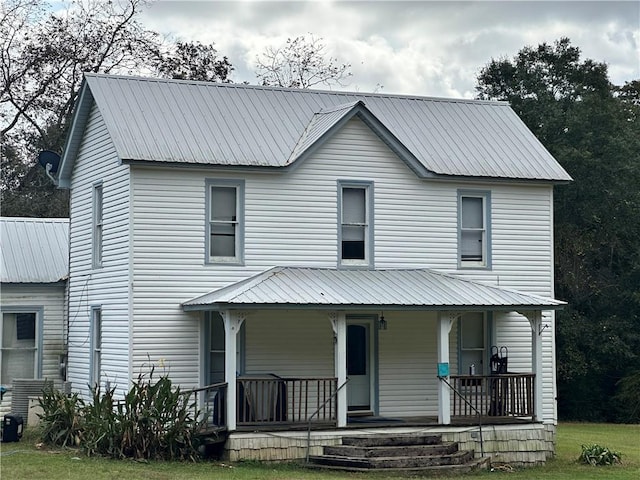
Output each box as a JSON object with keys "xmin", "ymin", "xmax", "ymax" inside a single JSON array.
[{"xmin": 1, "ymin": 1, "xmax": 638, "ymax": 422}]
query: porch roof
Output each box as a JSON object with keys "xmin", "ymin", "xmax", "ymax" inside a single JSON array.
[{"xmin": 182, "ymin": 267, "xmax": 565, "ymax": 312}]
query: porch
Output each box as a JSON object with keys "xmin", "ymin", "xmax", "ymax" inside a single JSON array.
[
  {"xmin": 182, "ymin": 267, "xmax": 563, "ymax": 438},
  {"xmin": 192, "ymin": 372, "xmax": 536, "ymax": 434}
]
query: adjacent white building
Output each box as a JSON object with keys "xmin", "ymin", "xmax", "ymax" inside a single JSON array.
[
  {"xmin": 0, "ymin": 217, "xmax": 69, "ymax": 419},
  {"xmin": 56, "ymin": 74, "xmax": 571, "ymax": 464}
]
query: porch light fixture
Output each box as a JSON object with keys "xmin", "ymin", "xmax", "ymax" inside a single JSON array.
[{"xmin": 378, "ymin": 312, "xmax": 387, "ymax": 331}]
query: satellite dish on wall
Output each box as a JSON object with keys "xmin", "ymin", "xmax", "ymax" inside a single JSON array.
[{"xmin": 38, "ymin": 150, "xmax": 61, "ymax": 174}]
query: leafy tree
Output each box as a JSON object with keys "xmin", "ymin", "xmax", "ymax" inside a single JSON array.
[
  {"xmin": 154, "ymin": 41, "xmax": 233, "ymax": 82},
  {"xmin": 477, "ymin": 38, "xmax": 640, "ymax": 422},
  {"xmin": 1, "ymin": 0, "xmax": 233, "ymax": 218},
  {"xmin": 255, "ymin": 34, "xmax": 351, "ymax": 89}
]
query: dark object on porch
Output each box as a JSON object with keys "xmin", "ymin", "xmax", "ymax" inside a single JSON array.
[
  {"xmin": 489, "ymin": 377, "xmax": 507, "ymax": 416},
  {"xmin": 1, "ymin": 414, "xmax": 23, "ymax": 442},
  {"xmin": 490, "ymin": 346, "xmax": 508, "ymax": 374},
  {"xmin": 238, "ymin": 374, "xmax": 287, "ymax": 422}
]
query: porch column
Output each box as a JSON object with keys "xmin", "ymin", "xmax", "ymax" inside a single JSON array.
[
  {"xmin": 223, "ymin": 310, "xmax": 246, "ymax": 431},
  {"xmin": 330, "ymin": 311, "xmax": 347, "ymax": 427},
  {"xmin": 437, "ymin": 312, "xmax": 458, "ymax": 425},
  {"xmin": 520, "ymin": 310, "xmax": 545, "ymax": 421}
]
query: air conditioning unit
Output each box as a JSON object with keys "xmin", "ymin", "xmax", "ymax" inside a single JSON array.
[{"xmin": 10, "ymin": 379, "xmax": 53, "ymax": 423}]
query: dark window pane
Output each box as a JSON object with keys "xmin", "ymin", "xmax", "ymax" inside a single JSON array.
[
  {"xmin": 211, "ymin": 223, "xmax": 236, "ymax": 257},
  {"xmin": 347, "ymin": 325, "xmax": 367, "ymax": 375},
  {"xmin": 342, "ymin": 225, "xmax": 365, "ymax": 259},
  {"xmin": 210, "ymin": 314, "xmax": 225, "ymax": 350},
  {"xmin": 16, "ymin": 313, "xmax": 36, "ymax": 340}
]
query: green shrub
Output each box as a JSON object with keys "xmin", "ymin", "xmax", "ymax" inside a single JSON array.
[
  {"xmin": 82, "ymin": 383, "xmax": 122, "ymax": 457},
  {"xmin": 115, "ymin": 369, "xmax": 204, "ymax": 461},
  {"xmin": 38, "ymin": 386, "xmax": 84, "ymax": 448},
  {"xmin": 579, "ymin": 443, "xmax": 622, "ymax": 466},
  {"xmin": 38, "ymin": 369, "xmax": 204, "ymax": 461}
]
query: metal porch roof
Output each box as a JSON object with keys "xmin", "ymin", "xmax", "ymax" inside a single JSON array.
[
  {"xmin": 59, "ymin": 74, "xmax": 572, "ymax": 185},
  {"xmin": 1, "ymin": 217, "xmax": 69, "ymax": 283},
  {"xmin": 182, "ymin": 267, "xmax": 565, "ymax": 311}
]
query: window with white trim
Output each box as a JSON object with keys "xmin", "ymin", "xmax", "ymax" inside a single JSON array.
[
  {"xmin": 92, "ymin": 183, "xmax": 103, "ymax": 268},
  {"xmin": 339, "ymin": 181, "xmax": 373, "ymax": 267},
  {"xmin": 90, "ymin": 308, "xmax": 102, "ymax": 388},
  {"xmin": 1, "ymin": 311, "xmax": 39, "ymax": 384},
  {"xmin": 459, "ymin": 191, "xmax": 490, "ymax": 268},
  {"xmin": 206, "ymin": 180, "xmax": 244, "ymax": 264}
]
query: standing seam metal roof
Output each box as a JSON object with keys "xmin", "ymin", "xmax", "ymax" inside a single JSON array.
[
  {"xmin": 59, "ymin": 74, "xmax": 572, "ymax": 183},
  {"xmin": 1, "ymin": 217, "xmax": 69, "ymax": 283},
  {"xmin": 182, "ymin": 267, "xmax": 565, "ymax": 311}
]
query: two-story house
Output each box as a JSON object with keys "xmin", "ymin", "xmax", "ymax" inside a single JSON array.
[{"xmin": 57, "ymin": 74, "xmax": 570, "ymax": 466}]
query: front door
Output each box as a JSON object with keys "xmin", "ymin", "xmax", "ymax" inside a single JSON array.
[{"xmin": 347, "ymin": 321, "xmax": 372, "ymax": 411}]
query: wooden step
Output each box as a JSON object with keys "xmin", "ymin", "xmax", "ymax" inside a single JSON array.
[
  {"xmin": 323, "ymin": 441, "xmax": 458, "ymax": 458},
  {"xmin": 309, "ymin": 449, "xmax": 475, "ymax": 469},
  {"xmin": 341, "ymin": 433, "xmax": 442, "ymax": 447},
  {"xmin": 307, "ymin": 456, "xmax": 490, "ymax": 476}
]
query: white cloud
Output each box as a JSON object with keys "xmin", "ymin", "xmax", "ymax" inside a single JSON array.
[{"xmin": 141, "ymin": 0, "xmax": 640, "ymax": 96}]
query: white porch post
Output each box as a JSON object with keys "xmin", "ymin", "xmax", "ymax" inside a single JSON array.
[
  {"xmin": 223, "ymin": 310, "xmax": 245, "ymax": 431},
  {"xmin": 520, "ymin": 310, "xmax": 544, "ymax": 422},
  {"xmin": 330, "ymin": 311, "xmax": 347, "ymax": 427},
  {"xmin": 437, "ymin": 312, "xmax": 457, "ymax": 425}
]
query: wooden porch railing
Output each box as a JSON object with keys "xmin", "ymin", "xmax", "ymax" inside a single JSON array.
[
  {"xmin": 450, "ymin": 374, "xmax": 535, "ymax": 420},
  {"xmin": 187, "ymin": 382, "xmax": 228, "ymax": 432},
  {"xmin": 237, "ymin": 376, "xmax": 337, "ymax": 426}
]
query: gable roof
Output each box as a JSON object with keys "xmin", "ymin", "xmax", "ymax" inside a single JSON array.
[
  {"xmin": 182, "ymin": 266, "xmax": 565, "ymax": 312},
  {"xmin": 1, "ymin": 217, "xmax": 69, "ymax": 283},
  {"xmin": 59, "ymin": 74, "xmax": 571, "ymax": 186}
]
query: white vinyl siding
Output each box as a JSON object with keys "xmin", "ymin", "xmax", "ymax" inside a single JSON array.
[
  {"xmin": 67, "ymin": 104, "xmax": 131, "ymax": 399},
  {"xmin": 243, "ymin": 311, "xmax": 333, "ymax": 377},
  {"xmin": 126, "ymin": 116, "xmax": 556, "ymax": 421}
]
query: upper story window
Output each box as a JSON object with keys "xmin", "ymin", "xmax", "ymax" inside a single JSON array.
[
  {"xmin": 339, "ymin": 181, "xmax": 373, "ymax": 268},
  {"xmin": 1, "ymin": 311, "xmax": 40, "ymax": 385},
  {"xmin": 458, "ymin": 190, "xmax": 491, "ymax": 268},
  {"xmin": 92, "ymin": 183, "xmax": 103, "ymax": 268},
  {"xmin": 206, "ymin": 180, "xmax": 244, "ymax": 265}
]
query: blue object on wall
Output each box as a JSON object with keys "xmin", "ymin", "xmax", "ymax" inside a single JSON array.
[{"xmin": 437, "ymin": 362, "xmax": 450, "ymax": 378}]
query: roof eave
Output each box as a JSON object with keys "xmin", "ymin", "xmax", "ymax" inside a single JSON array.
[
  {"xmin": 57, "ymin": 78, "xmax": 94, "ymax": 188},
  {"xmin": 183, "ymin": 302, "xmax": 565, "ymax": 312}
]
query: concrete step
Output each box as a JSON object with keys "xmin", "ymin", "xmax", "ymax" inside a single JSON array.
[
  {"xmin": 341, "ymin": 433, "xmax": 442, "ymax": 447},
  {"xmin": 323, "ymin": 441, "xmax": 459, "ymax": 458}
]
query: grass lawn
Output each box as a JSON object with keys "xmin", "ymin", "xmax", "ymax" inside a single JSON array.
[{"xmin": 0, "ymin": 423, "xmax": 638, "ymax": 479}]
